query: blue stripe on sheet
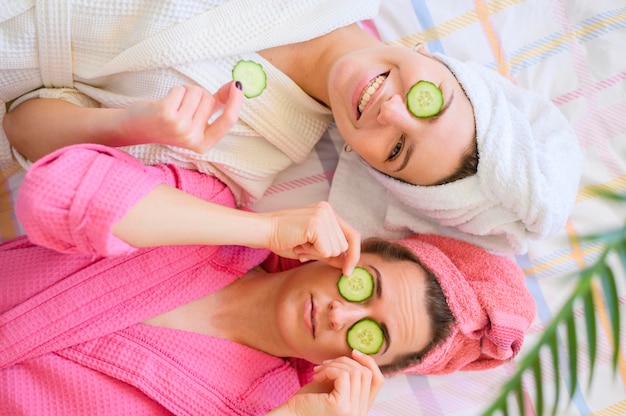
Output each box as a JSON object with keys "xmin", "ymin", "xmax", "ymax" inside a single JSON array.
[
  {"xmin": 409, "ymin": 0, "xmax": 445, "ymax": 54},
  {"xmin": 529, "ymin": 248, "xmax": 589, "ymax": 280},
  {"xmin": 406, "ymin": 375, "xmax": 444, "ymax": 414},
  {"xmin": 506, "ymin": 7, "xmax": 626, "ymax": 75},
  {"xmin": 516, "ymin": 254, "xmax": 551, "ymax": 322},
  {"xmin": 576, "ymin": 6, "xmax": 626, "ymax": 43}
]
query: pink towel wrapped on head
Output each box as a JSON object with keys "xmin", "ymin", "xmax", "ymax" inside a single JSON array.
[{"xmin": 396, "ymin": 234, "xmax": 536, "ymax": 375}]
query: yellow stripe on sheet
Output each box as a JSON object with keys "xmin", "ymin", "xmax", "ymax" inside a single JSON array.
[
  {"xmin": 474, "ymin": 0, "xmax": 511, "ymax": 78},
  {"xmin": 390, "ymin": 0, "xmax": 524, "ymax": 47},
  {"xmin": 590, "ymin": 400, "xmax": 626, "ymax": 416},
  {"xmin": 565, "ymin": 220, "xmax": 586, "ymax": 269},
  {"xmin": 507, "ymin": 9, "xmax": 626, "ymax": 69},
  {"xmin": 522, "ymin": 242, "xmax": 604, "ymax": 276},
  {"xmin": 576, "ymin": 175, "xmax": 626, "ymax": 204}
]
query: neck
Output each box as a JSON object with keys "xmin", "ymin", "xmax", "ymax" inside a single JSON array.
[
  {"xmin": 258, "ymin": 23, "xmax": 382, "ymax": 107},
  {"xmin": 209, "ymin": 268, "xmax": 293, "ymax": 358}
]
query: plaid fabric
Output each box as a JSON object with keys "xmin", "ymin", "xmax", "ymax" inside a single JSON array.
[
  {"xmin": 368, "ymin": 1, "xmax": 626, "ymax": 415},
  {"xmin": 1, "ymin": 0, "xmax": 625, "ymax": 414}
]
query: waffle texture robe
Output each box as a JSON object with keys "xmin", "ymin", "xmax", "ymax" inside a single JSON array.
[
  {"xmin": 0, "ymin": 0, "xmax": 380, "ymax": 205},
  {"xmin": 0, "ymin": 145, "xmax": 312, "ymax": 415}
]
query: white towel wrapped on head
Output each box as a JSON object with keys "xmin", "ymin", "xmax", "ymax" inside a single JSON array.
[{"xmin": 329, "ymin": 53, "xmax": 583, "ymax": 254}]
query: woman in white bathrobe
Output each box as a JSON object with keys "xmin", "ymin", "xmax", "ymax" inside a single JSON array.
[{"xmin": 1, "ymin": 0, "xmax": 582, "ymax": 254}]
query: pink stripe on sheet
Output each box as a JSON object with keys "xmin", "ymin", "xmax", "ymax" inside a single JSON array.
[
  {"xmin": 263, "ymin": 171, "xmax": 334, "ymax": 196},
  {"xmin": 574, "ymin": 100, "xmax": 626, "ymax": 165},
  {"xmin": 552, "ymin": 71, "xmax": 626, "ymax": 106},
  {"xmin": 549, "ymin": 0, "xmax": 626, "ymax": 180}
]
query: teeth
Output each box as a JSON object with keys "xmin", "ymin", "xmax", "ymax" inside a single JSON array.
[{"xmin": 358, "ymin": 74, "xmax": 387, "ymax": 114}]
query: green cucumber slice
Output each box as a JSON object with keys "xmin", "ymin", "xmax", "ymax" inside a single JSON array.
[
  {"xmin": 347, "ymin": 318, "xmax": 384, "ymax": 355},
  {"xmin": 406, "ymin": 80, "xmax": 443, "ymax": 118},
  {"xmin": 337, "ymin": 267, "xmax": 374, "ymax": 302},
  {"xmin": 232, "ymin": 59, "xmax": 267, "ymax": 98}
]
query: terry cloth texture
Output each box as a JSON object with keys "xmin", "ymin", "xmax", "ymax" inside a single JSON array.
[
  {"xmin": 397, "ymin": 234, "xmax": 536, "ymax": 375},
  {"xmin": 329, "ymin": 53, "xmax": 582, "ymax": 254}
]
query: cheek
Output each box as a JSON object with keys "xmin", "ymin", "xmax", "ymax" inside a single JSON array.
[
  {"xmin": 340, "ymin": 130, "xmax": 384, "ymax": 166},
  {"xmin": 309, "ymin": 333, "xmax": 352, "ymax": 364}
]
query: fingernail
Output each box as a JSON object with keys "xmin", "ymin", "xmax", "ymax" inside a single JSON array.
[
  {"xmin": 235, "ymin": 81, "xmax": 243, "ymax": 91},
  {"xmin": 299, "ymin": 258, "xmax": 310, "ymax": 263},
  {"xmin": 352, "ymin": 349, "xmax": 364, "ymax": 356}
]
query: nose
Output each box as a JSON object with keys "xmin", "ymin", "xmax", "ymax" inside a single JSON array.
[
  {"xmin": 327, "ymin": 300, "xmax": 367, "ymax": 331},
  {"xmin": 377, "ymin": 94, "xmax": 408, "ymax": 127}
]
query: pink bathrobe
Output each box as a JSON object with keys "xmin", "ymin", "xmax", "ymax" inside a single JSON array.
[{"xmin": 0, "ymin": 145, "xmax": 312, "ymax": 415}]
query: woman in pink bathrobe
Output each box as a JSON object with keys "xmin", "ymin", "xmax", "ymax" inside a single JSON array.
[{"xmin": 0, "ymin": 145, "xmax": 536, "ymax": 415}]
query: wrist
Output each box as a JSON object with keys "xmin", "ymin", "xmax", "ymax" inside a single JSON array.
[{"xmin": 84, "ymin": 107, "xmax": 128, "ymax": 147}]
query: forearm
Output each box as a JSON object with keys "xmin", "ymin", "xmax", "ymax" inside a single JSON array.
[
  {"xmin": 16, "ymin": 144, "xmax": 238, "ymax": 255},
  {"xmin": 4, "ymin": 98, "xmax": 129, "ymax": 161},
  {"xmin": 17, "ymin": 144, "xmax": 358, "ymax": 269},
  {"xmin": 113, "ymin": 184, "xmax": 272, "ymax": 249},
  {"xmin": 16, "ymin": 144, "xmax": 278, "ymax": 255}
]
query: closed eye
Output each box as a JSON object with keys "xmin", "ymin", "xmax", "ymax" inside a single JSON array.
[{"xmin": 387, "ymin": 134, "xmax": 404, "ymax": 161}]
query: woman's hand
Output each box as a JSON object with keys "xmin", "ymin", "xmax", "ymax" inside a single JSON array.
[
  {"xmin": 117, "ymin": 82, "xmax": 243, "ymax": 152},
  {"xmin": 4, "ymin": 83, "xmax": 243, "ymax": 161},
  {"xmin": 259, "ymin": 201, "xmax": 361, "ymax": 276},
  {"xmin": 271, "ymin": 350, "xmax": 385, "ymax": 416}
]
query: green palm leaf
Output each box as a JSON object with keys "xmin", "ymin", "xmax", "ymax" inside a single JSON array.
[
  {"xmin": 481, "ymin": 191, "xmax": 625, "ymax": 416},
  {"xmin": 582, "ymin": 287, "xmax": 597, "ymax": 385},
  {"xmin": 599, "ymin": 264, "xmax": 621, "ymax": 370}
]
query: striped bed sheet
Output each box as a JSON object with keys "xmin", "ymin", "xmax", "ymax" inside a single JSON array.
[{"xmin": 1, "ymin": 0, "xmax": 625, "ymax": 415}]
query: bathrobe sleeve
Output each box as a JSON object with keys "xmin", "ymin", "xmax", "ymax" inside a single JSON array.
[{"xmin": 15, "ymin": 144, "xmax": 236, "ymax": 256}]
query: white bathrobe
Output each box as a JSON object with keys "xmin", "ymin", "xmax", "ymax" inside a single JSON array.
[{"xmin": 0, "ymin": 0, "xmax": 380, "ymax": 206}]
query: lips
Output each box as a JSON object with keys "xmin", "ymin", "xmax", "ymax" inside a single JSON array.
[
  {"xmin": 305, "ymin": 295, "xmax": 317, "ymax": 338},
  {"xmin": 357, "ymin": 72, "xmax": 389, "ymax": 118}
]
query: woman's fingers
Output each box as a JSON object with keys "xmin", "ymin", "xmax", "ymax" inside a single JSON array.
[
  {"xmin": 350, "ymin": 349, "xmax": 385, "ymax": 406},
  {"xmin": 201, "ymin": 82, "xmax": 244, "ymax": 148},
  {"xmin": 157, "ymin": 83, "xmax": 243, "ymax": 153},
  {"xmin": 336, "ymin": 215, "xmax": 361, "ymax": 276},
  {"xmin": 288, "ymin": 202, "xmax": 360, "ymax": 275},
  {"xmin": 312, "ymin": 354, "xmax": 382, "ymax": 415}
]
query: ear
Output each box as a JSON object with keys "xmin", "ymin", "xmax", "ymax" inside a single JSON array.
[{"xmin": 415, "ymin": 44, "xmax": 434, "ymax": 58}]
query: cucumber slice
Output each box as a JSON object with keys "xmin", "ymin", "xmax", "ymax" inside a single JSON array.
[
  {"xmin": 232, "ymin": 59, "xmax": 267, "ymax": 98},
  {"xmin": 347, "ymin": 318, "xmax": 384, "ymax": 355},
  {"xmin": 406, "ymin": 80, "xmax": 443, "ymax": 118},
  {"xmin": 337, "ymin": 267, "xmax": 374, "ymax": 302}
]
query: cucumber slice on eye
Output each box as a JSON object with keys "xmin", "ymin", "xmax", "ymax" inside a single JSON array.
[
  {"xmin": 406, "ymin": 80, "xmax": 444, "ymax": 118},
  {"xmin": 337, "ymin": 267, "xmax": 374, "ymax": 302},
  {"xmin": 347, "ymin": 318, "xmax": 384, "ymax": 355},
  {"xmin": 232, "ymin": 59, "xmax": 267, "ymax": 98}
]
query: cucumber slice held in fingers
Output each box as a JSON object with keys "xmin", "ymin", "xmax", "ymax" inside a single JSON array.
[
  {"xmin": 337, "ymin": 267, "xmax": 374, "ymax": 302},
  {"xmin": 232, "ymin": 59, "xmax": 267, "ymax": 98},
  {"xmin": 406, "ymin": 80, "xmax": 444, "ymax": 118},
  {"xmin": 347, "ymin": 318, "xmax": 384, "ymax": 355}
]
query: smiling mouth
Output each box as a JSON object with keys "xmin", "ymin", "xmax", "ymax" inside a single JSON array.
[{"xmin": 358, "ymin": 72, "xmax": 389, "ymax": 117}]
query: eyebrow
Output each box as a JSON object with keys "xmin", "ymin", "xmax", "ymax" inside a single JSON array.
[
  {"xmin": 393, "ymin": 88, "xmax": 455, "ymax": 173},
  {"xmin": 371, "ymin": 265, "xmax": 391, "ymax": 355}
]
